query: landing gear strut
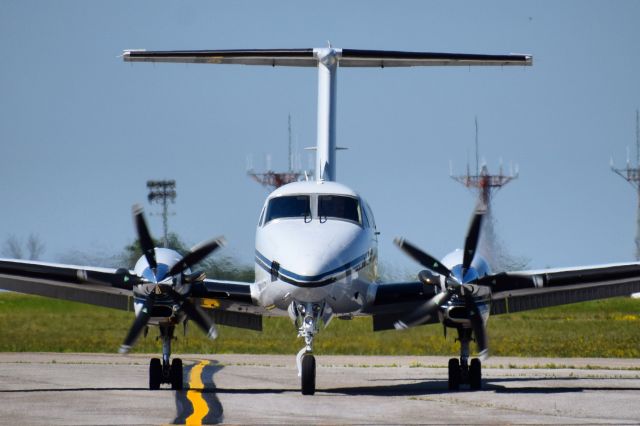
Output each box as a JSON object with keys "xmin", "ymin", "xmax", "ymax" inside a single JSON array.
[
  {"xmin": 149, "ymin": 325, "xmax": 183, "ymax": 390},
  {"xmin": 448, "ymin": 328, "xmax": 482, "ymax": 391},
  {"xmin": 295, "ymin": 302, "xmax": 323, "ymax": 395}
]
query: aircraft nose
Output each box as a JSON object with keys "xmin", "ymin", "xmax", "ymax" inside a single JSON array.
[
  {"xmin": 258, "ymin": 221, "xmax": 367, "ymax": 284},
  {"xmin": 290, "ymin": 235, "xmax": 360, "ymax": 280}
]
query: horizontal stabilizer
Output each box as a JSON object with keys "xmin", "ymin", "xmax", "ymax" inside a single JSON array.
[
  {"xmin": 123, "ymin": 48, "xmax": 532, "ymax": 68},
  {"xmin": 123, "ymin": 49, "xmax": 317, "ymax": 67},
  {"xmin": 340, "ymin": 49, "xmax": 531, "ymax": 67}
]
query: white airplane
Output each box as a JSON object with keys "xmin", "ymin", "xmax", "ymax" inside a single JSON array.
[{"xmin": 2, "ymin": 47, "xmax": 640, "ymax": 395}]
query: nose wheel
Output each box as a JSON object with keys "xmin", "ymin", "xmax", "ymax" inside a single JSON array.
[{"xmin": 300, "ymin": 354, "xmax": 316, "ymax": 395}]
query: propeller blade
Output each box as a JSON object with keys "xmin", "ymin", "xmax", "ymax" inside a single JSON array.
[
  {"xmin": 464, "ymin": 290, "xmax": 489, "ymax": 360},
  {"xmin": 167, "ymin": 288, "xmax": 217, "ymax": 339},
  {"xmin": 462, "ymin": 208, "xmax": 485, "ymax": 276},
  {"xmin": 394, "ymin": 290, "xmax": 452, "ymax": 329},
  {"xmin": 167, "ymin": 236, "xmax": 226, "ymax": 277},
  {"xmin": 394, "ymin": 238, "xmax": 451, "ymax": 277},
  {"xmin": 132, "ymin": 204, "xmax": 158, "ymax": 276},
  {"xmin": 119, "ymin": 294, "xmax": 155, "ymax": 354}
]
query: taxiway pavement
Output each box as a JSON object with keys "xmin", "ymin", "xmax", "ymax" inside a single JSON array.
[{"xmin": 0, "ymin": 353, "xmax": 638, "ymax": 424}]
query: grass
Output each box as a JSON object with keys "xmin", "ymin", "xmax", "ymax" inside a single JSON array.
[{"xmin": 0, "ymin": 293, "xmax": 638, "ymax": 357}]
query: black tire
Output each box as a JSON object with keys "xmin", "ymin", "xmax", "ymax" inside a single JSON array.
[
  {"xmin": 171, "ymin": 358, "xmax": 183, "ymax": 390},
  {"xmin": 301, "ymin": 354, "xmax": 316, "ymax": 395},
  {"xmin": 469, "ymin": 358, "xmax": 482, "ymax": 390},
  {"xmin": 448, "ymin": 358, "xmax": 460, "ymax": 391},
  {"xmin": 149, "ymin": 358, "xmax": 162, "ymax": 390}
]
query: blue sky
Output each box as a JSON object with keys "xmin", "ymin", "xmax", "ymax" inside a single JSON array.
[{"xmin": 1, "ymin": 1, "xmax": 639, "ymax": 275}]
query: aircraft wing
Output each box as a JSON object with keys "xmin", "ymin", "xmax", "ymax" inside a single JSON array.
[
  {"xmin": 484, "ymin": 263, "xmax": 640, "ymax": 315},
  {"xmin": 0, "ymin": 259, "xmax": 264, "ymax": 330},
  {"xmin": 366, "ymin": 262, "xmax": 640, "ymax": 328},
  {"xmin": 123, "ymin": 48, "xmax": 532, "ymax": 68},
  {"xmin": 0, "ymin": 258, "xmax": 134, "ymax": 311}
]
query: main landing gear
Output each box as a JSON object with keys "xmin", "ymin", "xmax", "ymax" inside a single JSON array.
[
  {"xmin": 149, "ymin": 325, "xmax": 183, "ymax": 390},
  {"xmin": 295, "ymin": 302, "xmax": 323, "ymax": 395},
  {"xmin": 448, "ymin": 328, "xmax": 482, "ymax": 391}
]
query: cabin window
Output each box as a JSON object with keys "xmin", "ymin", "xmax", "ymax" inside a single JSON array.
[
  {"xmin": 318, "ymin": 195, "xmax": 361, "ymax": 224},
  {"xmin": 265, "ymin": 195, "xmax": 311, "ymax": 223}
]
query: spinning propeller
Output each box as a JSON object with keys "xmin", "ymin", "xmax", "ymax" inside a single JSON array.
[
  {"xmin": 394, "ymin": 206, "xmax": 489, "ymax": 359},
  {"xmin": 119, "ymin": 205, "xmax": 224, "ymax": 354}
]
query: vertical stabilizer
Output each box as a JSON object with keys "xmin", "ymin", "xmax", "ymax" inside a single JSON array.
[{"xmin": 314, "ymin": 48, "xmax": 340, "ymax": 181}]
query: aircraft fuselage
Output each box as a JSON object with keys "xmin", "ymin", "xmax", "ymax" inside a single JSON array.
[{"xmin": 253, "ymin": 180, "xmax": 378, "ymax": 316}]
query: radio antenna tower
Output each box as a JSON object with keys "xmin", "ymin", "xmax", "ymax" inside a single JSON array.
[
  {"xmin": 146, "ymin": 180, "xmax": 176, "ymax": 247},
  {"xmin": 450, "ymin": 117, "xmax": 518, "ymax": 207},
  {"xmin": 450, "ymin": 117, "xmax": 524, "ymax": 271},
  {"xmin": 248, "ymin": 114, "xmax": 308, "ymax": 189},
  {"xmin": 611, "ymin": 109, "xmax": 640, "ymax": 260}
]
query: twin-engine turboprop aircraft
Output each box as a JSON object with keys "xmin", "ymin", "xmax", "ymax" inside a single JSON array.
[{"xmin": 2, "ymin": 47, "xmax": 640, "ymax": 395}]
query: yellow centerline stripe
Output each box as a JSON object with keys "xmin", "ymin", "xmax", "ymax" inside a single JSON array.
[{"xmin": 186, "ymin": 360, "xmax": 210, "ymax": 425}]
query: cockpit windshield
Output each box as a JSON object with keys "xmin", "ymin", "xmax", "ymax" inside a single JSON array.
[
  {"xmin": 265, "ymin": 195, "xmax": 311, "ymax": 223},
  {"xmin": 318, "ymin": 195, "xmax": 361, "ymax": 224}
]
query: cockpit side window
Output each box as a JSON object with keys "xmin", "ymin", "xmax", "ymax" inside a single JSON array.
[
  {"xmin": 364, "ymin": 202, "xmax": 376, "ymax": 230},
  {"xmin": 265, "ymin": 195, "xmax": 311, "ymax": 223},
  {"xmin": 318, "ymin": 195, "xmax": 361, "ymax": 224},
  {"xmin": 361, "ymin": 201, "xmax": 371, "ymax": 228}
]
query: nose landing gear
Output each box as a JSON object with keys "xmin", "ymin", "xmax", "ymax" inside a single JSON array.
[{"xmin": 295, "ymin": 302, "xmax": 323, "ymax": 395}]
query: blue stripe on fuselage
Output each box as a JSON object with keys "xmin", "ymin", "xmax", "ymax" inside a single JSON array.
[{"xmin": 255, "ymin": 249, "xmax": 370, "ymax": 287}]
